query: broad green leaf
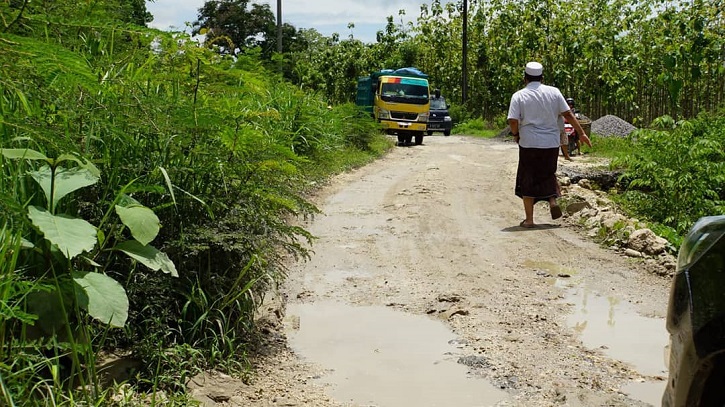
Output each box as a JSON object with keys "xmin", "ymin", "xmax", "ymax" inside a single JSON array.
[
  {"xmin": 114, "ymin": 240, "xmax": 178, "ymax": 277},
  {"xmin": 28, "ymin": 206, "xmax": 97, "ymax": 260},
  {"xmin": 73, "ymin": 271, "xmax": 128, "ymax": 328},
  {"xmin": 30, "ymin": 166, "xmax": 99, "ymax": 209},
  {"xmin": 117, "ymin": 194, "xmax": 141, "ymax": 207},
  {"xmin": 115, "ymin": 204, "xmax": 160, "ymax": 246},
  {"xmin": 1, "ymin": 148, "xmax": 48, "ymax": 161},
  {"xmin": 26, "ymin": 289, "xmax": 68, "ymax": 334}
]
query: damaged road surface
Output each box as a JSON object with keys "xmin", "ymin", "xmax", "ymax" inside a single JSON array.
[{"xmin": 241, "ymin": 136, "xmax": 672, "ymax": 407}]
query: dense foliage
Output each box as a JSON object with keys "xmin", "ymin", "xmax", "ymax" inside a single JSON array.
[
  {"xmin": 613, "ymin": 113, "xmax": 725, "ymax": 242},
  {"xmin": 0, "ymin": 1, "xmax": 385, "ymax": 404},
  {"xmin": 277, "ymin": 0, "xmax": 724, "ymax": 125}
]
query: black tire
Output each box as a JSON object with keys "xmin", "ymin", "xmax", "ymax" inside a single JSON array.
[
  {"xmin": 427, "ymin": 131, "xmax": 433, "ymax": 136},
  {"xmin": 444, "ymin": 130, "xmax": 451, "ymax": 136},
  {"xmin": 414, "ymin": 134, "xmax": 424, "ymax": 145},
  {"xmin": 698, "ymin": 355, "xmax": 725, "ymax": 405},
  {"xmin": 405, "ymin": 134, "xmax": 413, "ymax": 145},
  {"xmin": 397, "ymin": 135, "xmax": 406, "ymax": 146}
]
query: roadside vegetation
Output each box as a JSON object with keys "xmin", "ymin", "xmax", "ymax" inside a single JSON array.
[
  {"xmin": 0, "ymin": 0, "xmax": 723, "ymax": 404},
  {"xmin": 0, "ymin": 1, "xmax": 387, "ymax": 405},
  {"xmin": 600, "ymin": 113, "xmax": 724, "ymax": 245}
]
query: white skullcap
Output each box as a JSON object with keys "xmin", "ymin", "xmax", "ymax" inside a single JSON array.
[{"xmin": 525, "ymin": 62, "xmax": 543, "ymax": 76}]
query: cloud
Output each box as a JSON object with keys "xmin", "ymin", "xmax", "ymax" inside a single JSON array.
[
  {"xmin": 275, "ymin": 0, "xmax": 424, "ymax": 25},
  {"xmin": 146, "ymin": 0, "xmax": 429, "ymax": 42}
]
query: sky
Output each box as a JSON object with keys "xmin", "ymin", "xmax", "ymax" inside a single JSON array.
[{"xmin": 145, "ymin": 0, "xmax": 432, "ymax": 44}]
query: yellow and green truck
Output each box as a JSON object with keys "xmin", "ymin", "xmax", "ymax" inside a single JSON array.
[{"xmin": 356, "ymin": 68, "xmax": 430, "ymax": 146}]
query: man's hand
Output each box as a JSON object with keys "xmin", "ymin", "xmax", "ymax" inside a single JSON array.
[{"xmin": 579, "ymin": 132, "xmax": 592, "ymax": 148}]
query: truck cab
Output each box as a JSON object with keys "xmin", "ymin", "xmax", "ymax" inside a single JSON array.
[{"xmin": 357, "ymin": 68, "xmax": 430, "ymax": 146}]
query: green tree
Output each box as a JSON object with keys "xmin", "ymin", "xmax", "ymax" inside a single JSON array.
[{"xmin": 192, "ymin": 0, "xmax": 268, "ymax": 53}]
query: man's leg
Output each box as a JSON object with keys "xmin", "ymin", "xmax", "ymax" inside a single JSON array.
[
  {"xmin": 561, "ymin": 144, "xmax": 571, "ymax": 160},
  {"xmin": 549, "ymin": 196, "xmax": 563, "ymax": 219},
  {"xmin": 523, "ymin": 197, "xmax": 535, "ymax": 225}
]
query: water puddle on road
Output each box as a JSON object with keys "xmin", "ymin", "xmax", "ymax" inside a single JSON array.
[
  {"xmin": 621, "ymin": 380, "xmax": 667, "ymax": 406},
  {"xmin": 286, "ymin": 301, "xmax": 509, "ymax": 407},
  {"xmin": 557, "ymin": 280, "xmax": 669, "ymax": 406}
]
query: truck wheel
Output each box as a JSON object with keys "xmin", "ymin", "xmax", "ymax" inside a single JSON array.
[
  {"xmin": 427, "ymin": 131, "xmax": 433, "ymax": 136},
  {"xmin": 397, "ymin": 135, "xmax": 406, "ymax": 146},
  {"xmin": 405, "ymin": 134, "xmax": 413, "ymax": 145},
  {"xmin": 444, "ymin": 130, "xmax": 451, "ymax": 136},
  {"xmin": 414, "ymin": 134, "xmax": 423, "ymax": 145}
]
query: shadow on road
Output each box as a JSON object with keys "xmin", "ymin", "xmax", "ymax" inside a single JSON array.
[{"xmin": 501, "ymin": 223, "xmax": 562, "ymax": 232}]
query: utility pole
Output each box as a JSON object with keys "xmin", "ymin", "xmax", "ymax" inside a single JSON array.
[
  {"xmin": 462, "ymin": 0, "xmax": 468, "ymax": 104},
  {"xmin": 277, "ymin": 0, "xmax": 282, "ymax": 53}
]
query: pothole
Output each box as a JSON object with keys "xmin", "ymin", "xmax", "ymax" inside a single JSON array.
[
  {"xmin": 558, "ymin": 280, "xmax": 668, "ymax": 406},
  {"xmin": 285, "ymin": 301, "xmax": 509, "ymax": 406}
]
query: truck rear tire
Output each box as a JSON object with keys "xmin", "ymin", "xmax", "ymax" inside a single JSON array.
[
  {"xmin": 397, "ymin": 135, "xmax": 406, "ymax": 146},
  {"xmin": 444, "ymin": 130, "xmax": 451, "ymax": 136},
  {"xmin": 414, "ymin": 134, "xmax": 423, "ymax": 145}
]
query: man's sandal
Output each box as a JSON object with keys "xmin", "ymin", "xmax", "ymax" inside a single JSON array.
[{"xmin": 550, "ymin": 204, "xmax": 563, "ymax": 220}]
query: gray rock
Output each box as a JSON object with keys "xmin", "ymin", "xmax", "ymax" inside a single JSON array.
[
  {"xmin": 565, "ymin": 201, "xmax": 590, "ymax": 215},
  {"xmin": 601, "ymin": 214, "xmax": 628, "ymax": 229},
  {"xmin": 578, "ymin": 179, "xmax": 594, "ymax": 189},
  {"xmin": 627, "ymin": 228, "xmax": 669, "ymax": 255}
]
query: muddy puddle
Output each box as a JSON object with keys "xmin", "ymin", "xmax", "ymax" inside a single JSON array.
[
  {"xmin": 286, "ymin": 301, "xmax": 509, "ymax": 407},
  {"xmin": 523, "ymin": 259, "xmax": 668, "ymax": 405},
  {"xmin": 557, "ymin": 279, "xmax": 668, "ymax": 406}
]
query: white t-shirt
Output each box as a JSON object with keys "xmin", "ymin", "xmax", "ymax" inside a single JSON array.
[{"xmin": 507, "ymin": 82, "xmax": 570, "ymax": 149}]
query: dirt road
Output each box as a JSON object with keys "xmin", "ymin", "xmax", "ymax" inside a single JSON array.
[{"xmin": 219, "ymin": 135, "xmax": 673, "ymax": 407}]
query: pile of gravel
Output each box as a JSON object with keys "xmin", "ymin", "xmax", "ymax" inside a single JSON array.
[{"xmin": 591, "ymin": 115, "xmax": 637, "ymax": 137}]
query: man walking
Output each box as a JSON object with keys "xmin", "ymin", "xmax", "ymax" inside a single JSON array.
[{"xmin": 508, "ymin": 62, "xmax": 591, "ymax": 228}]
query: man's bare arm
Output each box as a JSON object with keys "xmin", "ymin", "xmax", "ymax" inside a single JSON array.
[{"xmin": 508, "ymin": 119, "xmax": 520, "ymax": 143}]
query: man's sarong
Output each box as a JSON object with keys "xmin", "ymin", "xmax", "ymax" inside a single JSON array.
[{"xmin": 515, "ymin": 147, "xmax": 560, "ymax": 203}]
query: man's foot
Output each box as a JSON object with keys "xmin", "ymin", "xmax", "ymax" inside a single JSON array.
[
  {"xmin": 565, "ymin": 156, "xmax": 573, "ymax": 161},
  {"xmin": 550, "ymin": 204, "xmax": 563, "ymax": 220},
  {"xmin": 519, "ymin": 220, "xmax": 536, "ymax": 228}
]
